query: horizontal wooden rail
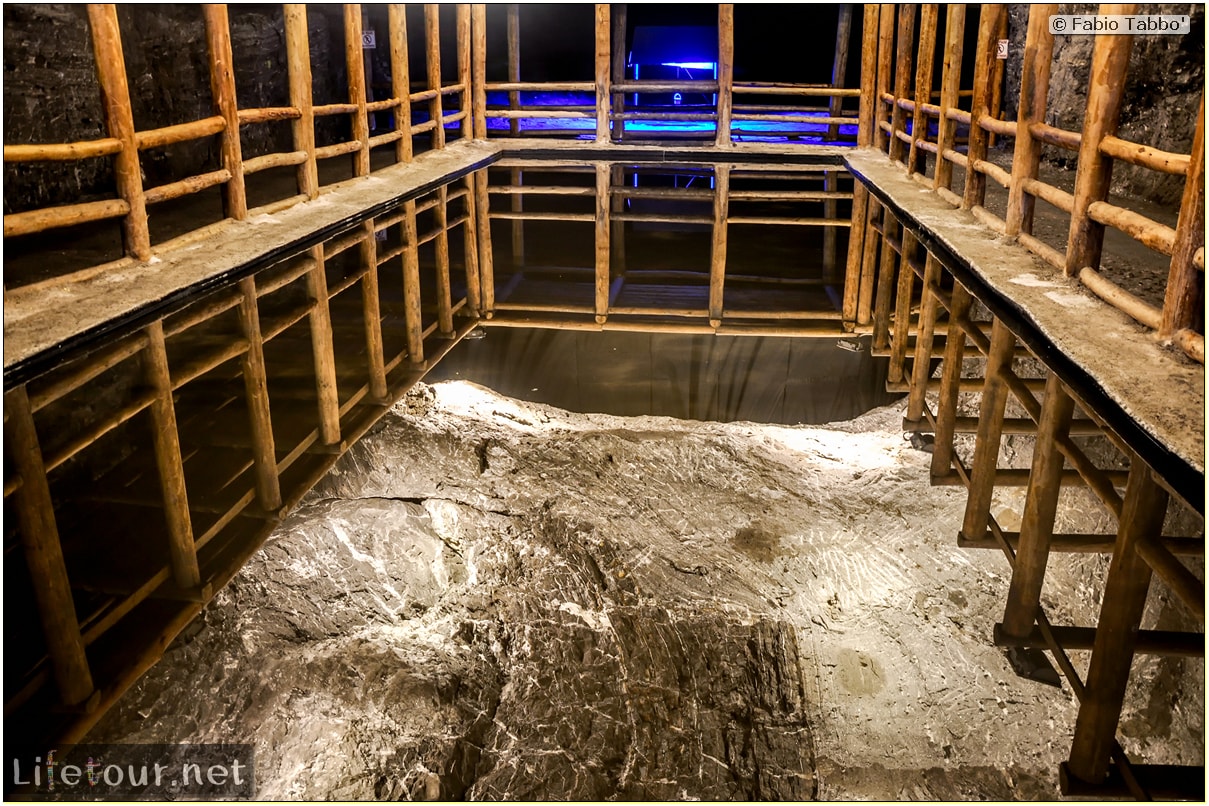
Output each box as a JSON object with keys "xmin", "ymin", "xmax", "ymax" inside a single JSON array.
[
  {"xmin": 4, "ymin": 138, "xmax": 122, "ymax": 162},
  {"xmin": 4, "ymin": 198, "xmax": 130, "ymax": 238},
  {"xmin": 1087, "ymin": 201, "xmax": 1177, "ymax": 256},
  {"xmin": 144, "ymin": 169, "xmax": 231, "ymax": 205},
  {"xmin": 1029, "ymin": 121, "xmax": 1081, "ymax": 151},
  {"xmin": 1100, "ymin": 135, "xmax": 1190, "ymax": 175},
  {"xmin": 1078, "ymin": 268, "xmax": 1163, "ymax": 330},
  {"xmin": 135, "ymin": 116, "xmax": 225, "ymax": 151},
  {"xmin": 237, "ymin": 106, "xmax": 301, "ymax": 124}
]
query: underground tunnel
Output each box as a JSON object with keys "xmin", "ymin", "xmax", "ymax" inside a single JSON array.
[{"xmin": 2, "ymin": 3, "xmax": 1205, "ymax": 801}]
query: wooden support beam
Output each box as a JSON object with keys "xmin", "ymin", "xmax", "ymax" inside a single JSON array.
[
  {"xmin": 995, "ymin": 624, "xmax": 1204, "ymax": 657},
  {"xmin": 475, "ymin": 170, "xmax": 495, "ymax": 318},
  {"xmin": 1161, "ymin": 96, "xmax": 1205, "ymax": 339},
  {"xmin": 285, "ymin": 4, "xmax": 319, "ymax": 198},
  {"xmin": 962, "ymin": 5, "xmax": 1005, "ymax": 209},
  {"xmin": 471, "ymin": 4, "xmax": 487, "ymax": 140},
  {"xmin": 87, "ymin": 4, "xmax": 150, "ymax": 261},
  {"xmin": 359, "ymin": 222, "xmax": 389, "ymax": 402},
  {"xmin": 959, "ymin": 317, "xmax": 1015, "ymax": 541},
  {"xmin": 594, "ymin": 162, "xmax": 610, "ymax": 323},
  {"xmin": 1065, "ymin": 4, "xmax": 1137, "ymax": 276},
  {"xmin": 401, "ymin": 199, "xmax": 426, "ymax": 358},
  {"xmin": 457, "ymin": 4, "xmax": 472, "ymax": 141},
  {"xmin": 842, "ymin": 183, "xmax": 869, "ymax": 328},
  {"xmin": 236, "ymin": 277, "xmax": 282, "ymax": 511},
  {"xmin": 426, "ymin": 4, "xmax": 445, "ymax": 150},
  {"xmin": 1068, "ymin": 462, "xmax": 1168, "ymax": 786},
  {"xmin": 143, "ymin": 320, "xmax": 202, "ymax": 591},
  {"xmin": 510, "ymin": 168, "xmax": 524, "ymax": 270},
  {"xmin": 857, "ymin": 4, "xmax": 880, "ymax": 148},
  {"xmin": 715, "ymin": 4, "xmax": 734, "ymax": 147},
  {"xmin": 508, "ymin": 5, "xmax": 521, "ymax": 136},
  {"xmin": 888, "ymin": 229, "xmax": 917, "ymax": 382},
  {"xmin": 390, "ymin": 4, "xmax": 414, "ymax": 161},
  {"xmin": 461, "ymin": 173, "xmax": 483, "ymax": 315},
  {"xmin": 203, "ymin": 4, "xmax": 246, "ymax": 221},
  {"xmin": 905, "ymin": 252, "xmax": 942, "ymax": 421},
  {"xmin": 872, "ymin": 212, "xmax": 900, "ymax": 350},
  {"xmin": 1001, "ymin": 372, "xmax": 1075, "ymax": 638},
  {"xmin": 306, "ymin": 246, "xmax": 342, "ymax": 445},
  {"xmin": 933, "ymin": 4, "xmax": 965, "ymax": 192},
  {"xmin": 6, "ymin": 386, "xmax": 96, "ymax": 707},
  {"xmin": 857, "ymin": 197, "xmax": 882, "ymax": 325},
  {"xmin": 709, "ymin": 164, "xmax": 730, "ymax": 327},
  {"xmin": 435, "ymin": 185, "xmax": 455, "ymax": 336},
  {"xmin": 595, "ymin": 4, "xmax": 611, "ymax": 143},
  {"xmin": 611, "ymin": 3, "xmax": 627, "ymax": 142},
  {"xmin": 906, "ymin": 4, "xmax": 937, "ymax": 175},
  {"xmin": 344, "ymin": 5, "xmax": 371, "ymax": 177}
]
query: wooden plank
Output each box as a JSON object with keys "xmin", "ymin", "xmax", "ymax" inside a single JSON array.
[
  {"xmin": 236, "ymin": 277, "xmax": 281, "ymax": 510},
  {"xmin": 1161, "ymin": 96, "xmax": 1205, "ymax": 338},
  {"xmin": 426, "ymin": 5, "xmax": 446, "ymax": 150},
  {"xmin": 203, "ymin": 4, "xmax": 247, "ymax": 220},
  {"xmin": 389, "ymin": 4, "xmax": 414, "ymax": 161},
  {"xmin": 306, "ymin": 245, "xmax": 342, "ymax": 444},
  {"xmin": 87, "ymin": 4, "xmax": 150, "ymax": 260},
  {"xmin": 1068, "ymin": 462, "xmax": 1168, "ymax": 786},
  {"xmin": 5, "ymin": 386, "xmax": 96, "ymax": 707},
  {"xmin": 594, "ymin": 162, "xmax": 610, "ymax": 323},
  {"xmin": 285, "ymin": 4, "xmax": 318, "ymax": 197},
  {"xmin": 143, "ymin": 320, "xmax": 202, "ymax": 591},
  {"xmin": 709, "ymin": 164, "xmax": 730, "ymax": 326},
  {"xmin": 715, "ymin": 4, "xmax": 734, "ymax": 147},
  {"xmin": 344, "ymin": 5, "xmax": 371, "ymax": 177},
  {"xmin": 359, "ymin": 222, "xmax": 389, "ymax": 402},
  {"xmin": 595, "ymin": 4, "xmax": 611, "ymax": 143}
]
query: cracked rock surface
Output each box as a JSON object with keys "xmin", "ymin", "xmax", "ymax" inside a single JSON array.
[{"xmin": 90, "ymin": 381, "xmax": 1203, "ymax": 800}]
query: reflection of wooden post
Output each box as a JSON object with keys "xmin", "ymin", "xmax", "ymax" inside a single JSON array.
[
  {"xmin": 236, "ymin": 278, "xmax": 281, "ymax": 510},
  {"xmin": 457, "ymin": 4, "xmax": 472, "ymax": 141},
  {"xmin": 595, "ymin": 4, "xmax": 611, "ymax": 143},
  {"xmin": 203, "ymin": 5, "xmax": 247, "ymax": 220},
  {"xmin": 475, "ymin": 171, "xmax": 496, "ymax": 317},
  {"xmin": 144, "ymin": 320, "xmax": 202, "ymax": 590},
  {"xmin": 6, "ymin": 386, "xmax": 95, "ymax": 707},
  {"xmin": 962, "ymin": 4, "xmax": 1004, "ymax": 209},
  {"xmin": 360, "ymin": 222, "xmax": 389, "ymax": 402},
  {"xmin": 426, "ymin": 4, "xmax": 445, "ymax": 150},
  {"xmin": 1161, "ymin": 97, "xmax": 1205, "ymax": 338},
  {"xmin": 285, "ymin": 4, "xmax": 318, "ymax": 198},
  {"xmin": 1000, "ymin": 371, "xmax": 1073, "ymax": 638},
  {"xmin": 715, "ymin": 4, "xmax": 734, "ymax": 148},
  {"xmin": 857, "ymin": 4, "xmax": 880, "ymax": 148},
  {"xmin": 389, "ymin": 4, "xmax": 413, "ymax": 161},
  {"xmin": 345, "ymin": 6, "xmax": 371, "ymax": 177},
  {"xmin": 307, "ymin": 246, "xmax": 342, "ymax": 445},
  {"xmin": 402, "ymin": 200, "xmax": 425, "ymax": 360},
  {"xmin": 611, "ymin": 4, "xmax": 627, "ymax": 142},
  {"xmin": 933, "ymin": 4, "xmax": 965, "ymax": 192},
  {"xmin": 507, "ymin": 5, "xmax": 521, "ymax": 136},
  {"xmin": 472, "ymin": 4, "xmax": 487, "ymax": 139},
  {"xmin": 435, "ymin": 185, "xmax": 454, "ymax": 336},
  {"xmin": 709, "ymin": 164, "xmax": 730, "ymax": 327},
  {"xmin": 88, "ymin": 4, "xmax": 150, "ymax": 260},
  {"xmin": 1005, "ymin": 5, "xmax": 1056, "ymax": 237},
  {"xmin": 595, "ymin": 163, "xmax": 610, "ymax": 322},
  {"xmin": 960, "ymin": 318, "xmax": 1015, "ymax": 542},
  {"xmin": 611, "ymin": 165, "xmax": 626, "ymax": 273},
  {"xmin": 887, "ymin": 4, "xmax": 916, "ymax": 164},
  {"xmin": 906, "ymin": 4, "xmax": 937, "ymax": 175},
  {"xmin": 1067, "ymin": 461, "xmax": 1167, "ymax": 786}
]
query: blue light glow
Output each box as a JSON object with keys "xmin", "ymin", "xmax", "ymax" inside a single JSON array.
[{"xmin": 660, "ymin": 61, "xmax": 716, "ymax": 71}]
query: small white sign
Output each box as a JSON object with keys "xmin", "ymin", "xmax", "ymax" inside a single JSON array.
[
  {"xmin": 996, "ymin": 39, "xmax": 1009, "ymax": 59},
  {"xmin": 362, "ymin": 30, "xmax": 376, "ymax": 49}
]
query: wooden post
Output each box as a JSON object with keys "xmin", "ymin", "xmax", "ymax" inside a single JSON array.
[
  {"xmin": 360, "ymin": 222, "xmax": 389, "ymax": 402},
  {"xmin": 715, "ymin": 4, "xmax": 734, "ymax": 148},
  {"xmin": 933, "ymin": 4, "xmax": 965, "ymax": 192},
  {"xmin": 1067, "ymin": 462, "xmax": 1168, "ymax": 786},
  {"xmin": 874, "ymin": 2, "xmax": 896, "ymax": 153},
  {"xmin": 960, "ymin": 318, "xmax": 1015, "ymax": 541},
  {"xmin": 472, "ymin": 4, "xmax": 488, "ymax": 139},
  {"xmin": 905, "ymin": 251, "xmax": 941, "ymax": 422},
  {"xmin": 475, "ymin": 170, "xmax": 495, "ymax": 318},
  {"xmin": 906, "ymin": 4, "xmax": 937, "ymax": 175},
  {"xmin": 709, "ymin": 164, "xmax": 731, "ymax": 327},
  {"xmin": 962, "ymin": 4, "xmax": 1005, "ymax": 209},
  {"xmin": 842, "ymin": 183, "xmax": 868, "ymax": 327},
  {"xmin": 931, "ymin": 281, "xmax": 971, "ymax": 478},
  {"xmin": 595, "ymin": 4, "xmax": 611, "ymax": 143},
  {"xmin": 611, "ymin": 4, "xmax": 627, "ymax": 142},
  {"xmin": 824, "ymin": 5, "xmax": 852, "ymax": 277},
  {"xmin": 203, "ymin": 4, "xmax": 247, "ymax": 221},
  {"xmin": 435, "ymin": 185, "xmax": 455, "ymax": 336},
  {"xmin": 402, "ymin": 200, "xmax": 426, "ymax": 360},
  {"xmin": 872, "ymin": 213, "xmax": 900, "ymax": 349},
  {"xmin": 344, "ymin": 5, "xmax": 371, "ymax": 177},
  {"xmin": 857, "ymin": 4, "xmax": 880, "ymax": 148},
  {"xmin": 6, "ymin": 386, "xmax": 95, "ymax": 707},
  {"xmin": 425, "ymin": 4, "xmax": 445, "ymax": 151},
  {"xmin": 611, "ymin": 164, "xmax": 627, "ymax": 273},
  {"xmin": 236, "ymin": 277, "xmax": 281, "ymax": 510},
  {"xmin": 594, "ymin": 162, "xmax": 610, "ymax": 322},
  {"xmin": 1161, "ymin": 96, "xmax": 1205, "ymax": 338},
  {"xmin": 1065, "ymin": 4, "xmax": 1137, "ymax": 275},
  {"xmin": 888, "ymin": 229, "xmax": 918, "ymax": 381},
  {"xmin": 507, "ymin": 5, "xmax": 521, "ymax": 136},
  {"xmin": 857, "ymin": 198, "xmax": 882, "ymax": 324},
  {"xmin": 1000, "ymin": 372, "xmax": 1075, "ymax": 638},
  {"xmin": 143, "ymin": 320, "xmax": 202, "ymax": 590},
  {"xmin": 390, "ymin": 4, "xmax": 414, "ymax": 162},
  {"xmin": 306, "ymin": 246, "xmax": 342, "ymax": 444},
  {"xmin": 1005, "ymin": 5, "xmax": 1057, "ymax": 237},
  {"xmin": 887, "ymin": 4, "xmax": 916, "ymax": 165},
  {"xmin": 462, "ymin": 173, "xmax": 483, "ymax": 314},
  {"xmin": 285, "ymin": 4, "xmax": 319, "ymax": 198},
  {"xmin": 457, "ymin": 4, "xmax": 472, "ymax": 141},
  {"xmin": 88, "ymin": 4, "xmax": 150, "ymax": 260},
  {"xmin": 510, "ymin": 168, "xmax": 524, "ymax": 270}
]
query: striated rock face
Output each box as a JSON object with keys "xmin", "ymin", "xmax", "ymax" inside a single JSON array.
[{"xmin": 89, "ymin": 381, "xmax": 1202, "ymax": 800}]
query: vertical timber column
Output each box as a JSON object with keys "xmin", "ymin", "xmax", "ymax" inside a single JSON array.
[
  {"xmin": 715, "ymin": 4, "xmax": 734, "ymax": 148},
  {"xmin": 143, "ymin": 320, "xmax": 202, "ymax": 590},
  {"xmin": 426, "ymin": 4, "xmax": 445, "ymax": 150},
  {"xmin": 307, "ymin": 247, "xmax": 343, "ymax": 446},
  {"xmin": 888, "ymin": 229, "xmax": 918, "ymax": 382},
  {"xmin": 285, "ymin": 4, "xmax": 319, "ymax": 198},
  {"xmin": 1161, "ymin": 96, "xmax": 1205, "ymax": 339},
  {"xmin": 475, "ymin": 170, "xmax": 495, "ymax": 318},
  {"xmin": 906, "ymin": 4, "xmax": 937, "ymax": 175},
  {"xmin": 857, "ymin": 4, "xmax": 879, "ymax": 148},
  {"xmin": 595, "ymin": 4, "xmax": 611, "ymax": 144},
  {"xmin": 360, "ymin": 221, "xmax": 389, "ymax": 402},
  {"xmin": 999, "ymin": 371, "xmax": 1075, "ymax": 639},
  {"xmin": 844, "ymin": 4, "xmax": 879, "ymax": 328},
  {"xmin": 236, "ymin": 278, "xmax": 282, "ymax": 511},
  {"xmin": 933, "ymin": 4, "xmax": 965, "ymax": 192},
  {"xmin": 871, "ymin": 212, "xmax": 900, "ymax": 351},
  {"xmin": 960, "ymin": 317, "xmax": 1016, "ymax": 541},
  {"xmin": 472, "ymin": 4, "xmax": 488, "ymax": 140},
  {"xmin": 6, "ymin": 386, "xmax": 95, "ymax": 707},
  {"xmin": 435, "ymin": 186, "xmax": 455, "ymax": 336},
  {"xmin": 457, "ymin": 4, "xmax": 472, "ymax": 141},
  {"xmin": 462, "ymin": 173, "xmax": 483, "ymax": 314},
  {"xmin": 931, "ymin": 281, "xmax": 971, "ymax": 478},
  {"xmin": 402, "ymin": 200, "xmax": 426, "ymax": 360},
  {"xmin": 611, "ymin": 4, "xmax": 627, "ymax": 142},
  {"xmin": 857, "ymin": 198, "xmax": 882, "ymax": 325},
  {"xmin": 905, "ymin": 252, "xmax": 942, "ymax": 424},
  {"xmin": 962, "ymin": 4, "xmax": 1005, "ymax": 210},
  {"xmin": 1005, "ymin": 6, "xmax": 1057, "ymax": 237},
  {"xmin": 203, "ymin": 4, "xmax": 247, "ymax": 220},
  {"xmin": 88, "ymin": 4, "xmax": 150, "ymax": 260},
  {"xmin": 874, "ymin": 3, "xmax": 895, "ymax": 153},
  {"xmin": 1066, "ymin": 461, "xmax": 1169, "ymax": 786},
  {"xmin": 824, "ymin": 5, "xmax": 852, "ymax": 278},
  {"xmin": 390, "ymin": 4, "xmax": 413, "ymax": 162},
  {"xmin": 345, "ymin": 5, "xmax": 372, "ymax": 177},
  {"xmin": 709, "ymin": 164, "xmax": 731, "ymax": 328},
  {"xmin": 507, "ymin": 5, "xmax": 520, "ymax": 136},
  {"xmin": 842, "ymin": 184, "xmax": 869, "ymax": 328},
  {"xmin": 594, "ymin": 162, "xmax": 610, "ymax": 323},
  {"xmin": 887, "ymin": 4, "xmax": 916, "ymax": 165}
]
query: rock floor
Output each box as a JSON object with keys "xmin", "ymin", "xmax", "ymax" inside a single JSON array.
[{"xmin": 90, "ymin": 381, "xmax": 1204, "ymax": 801}]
